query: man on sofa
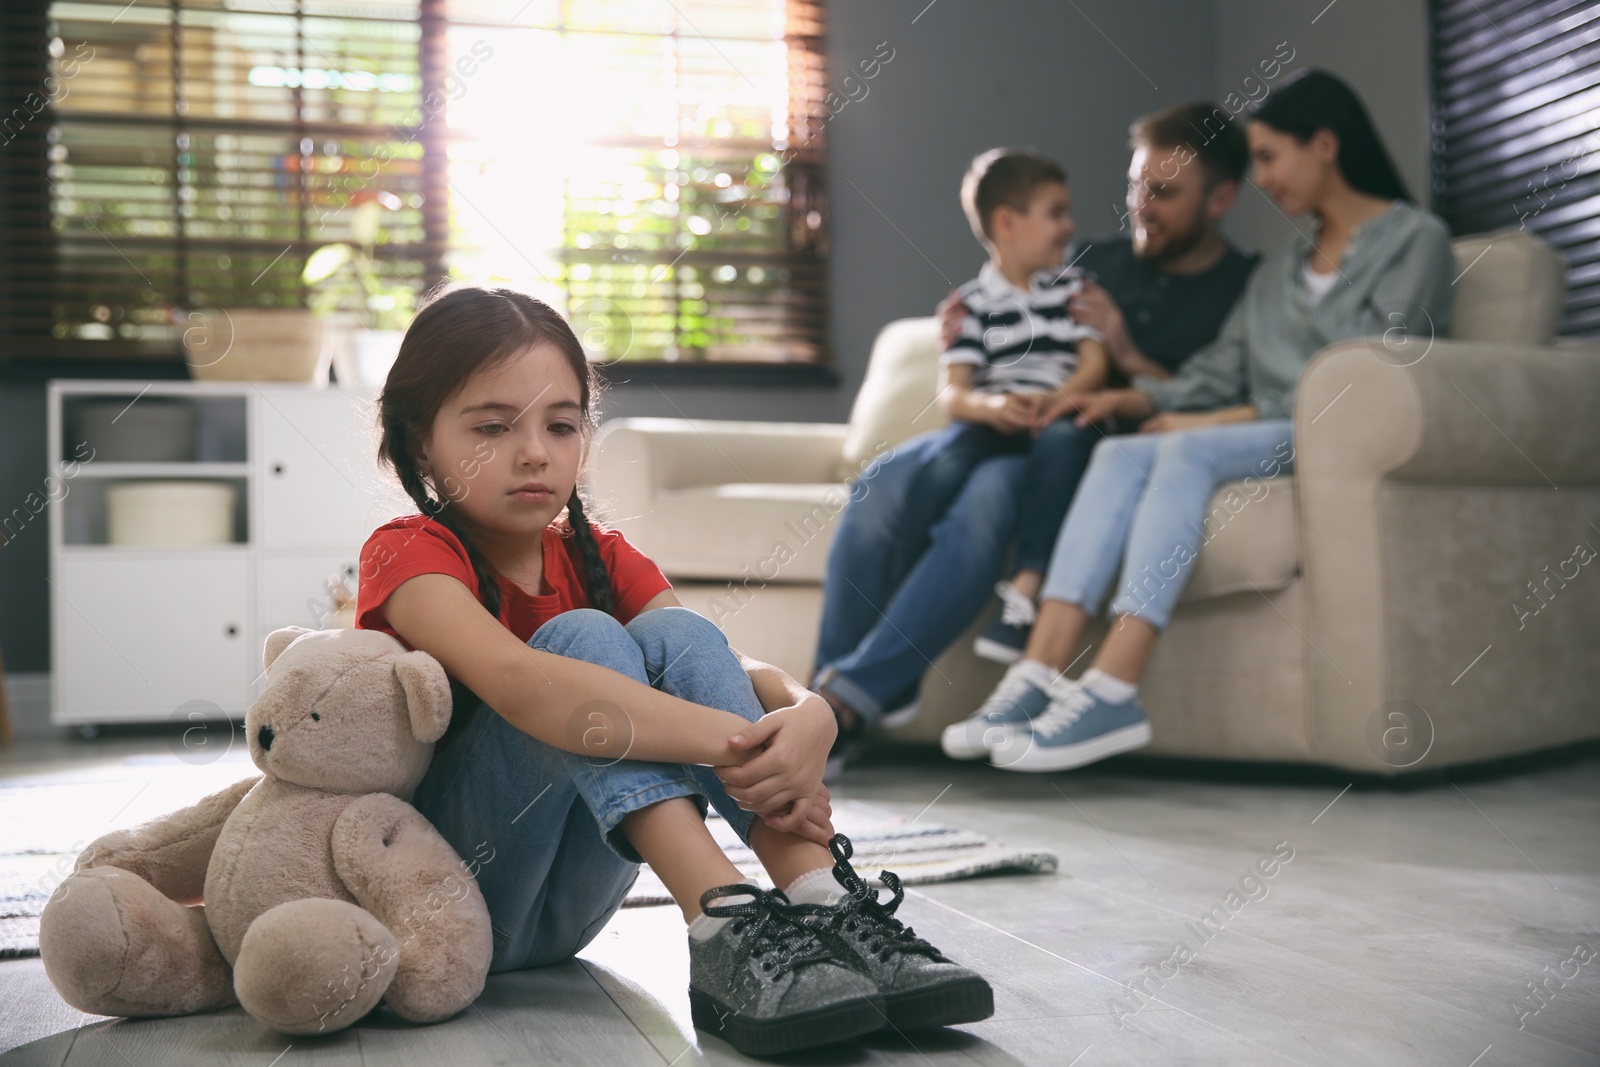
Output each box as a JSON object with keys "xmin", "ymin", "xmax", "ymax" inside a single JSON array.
[{"xmin": 811, "ymin": 101, "xmax": 1262, "ymax": 776}]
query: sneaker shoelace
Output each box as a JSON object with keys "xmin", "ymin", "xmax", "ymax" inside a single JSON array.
[
  {"xmin": 994, "ymin": 580, "xmax": 1038, "ymax": 628},
  {"xmin": 701, "ymin": 884, "xmax": 835, "ymax": 978},
  {"xmin": 981, "ymin": 664, "xmax": 1047, "ymax": 722},
  {"xmin": 1028, "ymin": 683, "xmax": 1097, "ymax": 740},
  {"xmin": 788, "ymin": 835, "xmax": 945, "ymax": 965}
]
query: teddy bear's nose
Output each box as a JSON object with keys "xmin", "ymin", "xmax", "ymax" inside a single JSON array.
[{"xmin": 257, "ymin": 724, "xmax": 275, "ymax": 751}]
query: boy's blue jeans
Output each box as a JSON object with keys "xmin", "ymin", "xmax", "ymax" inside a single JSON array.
[
  {"xmin": 813, "ymin": 445, "xmax": 1029, "ymax": 726},
  {"xmin": 895, "ymin": 418, "xmax": 1101, "ymax": 578},
  {"xmin": 412, "ymin": 606, "xmax": 763, "ymax": 973},
  {"xmin": 1039, "ymin": 420, "xmax": 1296, "ymax": 629}
]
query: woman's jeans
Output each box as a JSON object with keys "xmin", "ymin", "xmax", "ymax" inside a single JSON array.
[
  {"xmin": 1039, "ymin": 420, "xmax": 1296, "ymax": 630},
  {"xmin": 814, "ymin": 443, "xmax": 1029, "ymax": 726},
  {"xmin": 897, "ymin": 418, "xmax": 1101, "ymax": 578},
  {"xmin": 412, "ymin": 606, "xmax": 763, "ymax": 973}
]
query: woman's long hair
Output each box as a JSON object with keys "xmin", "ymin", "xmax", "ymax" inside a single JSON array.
[
  {"xmin": 375, "ymin": 283, "xmax": 615, "ymax": 622},
  {"xmin": 1250, "ymin": 68, "xmax": 1411, "ymax": 202}
]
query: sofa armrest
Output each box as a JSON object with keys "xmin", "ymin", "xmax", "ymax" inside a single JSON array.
[
  {"xmin": 588, "ymin": 416, "xmax": 850, "ymax": 521},
  {"xmin": 1330, "ymin": 340, "xmax": 1600, "ymax": 485},
  {"xmin": 1292, "ymin": 338, "xmax": 1600, "ymax": 770}
]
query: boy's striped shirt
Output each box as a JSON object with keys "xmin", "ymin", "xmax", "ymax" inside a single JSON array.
[{"xmin": 942, "ymin": 260, "xmax": 1102, "ymax": 394}]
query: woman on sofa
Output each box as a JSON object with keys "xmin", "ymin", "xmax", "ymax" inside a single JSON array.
[{"xmin": 944, "ymin": 68, "xmax": 1459, "ymax": 772}]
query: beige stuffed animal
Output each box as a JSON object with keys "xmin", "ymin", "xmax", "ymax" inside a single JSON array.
[{"xmin": 39, "ymin": 626, "xmax": 493, "ymax": 1034}]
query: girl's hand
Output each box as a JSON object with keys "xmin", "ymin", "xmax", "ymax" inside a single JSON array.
[
  {"xmin": 715, "ymin": 696, "xmax": 835, "ymax": 816},
  {"xmin": 758, "ymin": 785, "xmax": 835, "ymax": 847}
]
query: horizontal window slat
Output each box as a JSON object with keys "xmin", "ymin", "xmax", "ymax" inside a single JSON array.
[
  {"xmin": 1431, "ymin": 0, "xmax": 1600, "ymax": 337},
  {"xmin": 4, "ymin": 0, "xmax": 830, "ymax": 365}
]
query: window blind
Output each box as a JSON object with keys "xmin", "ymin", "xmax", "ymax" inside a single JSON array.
[
  {"xmin": 1, "ymin": 0, "xmax": 829, "ymax": 365},
  {"xmin": 1430, "ymin": 0, "xmax": 1600, "ymax": 336}
]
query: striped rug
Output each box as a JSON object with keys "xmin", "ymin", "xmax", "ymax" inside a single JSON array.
[{"xmin": 1, "ymin": 756, "xmax": 1057, "ymax": 958}]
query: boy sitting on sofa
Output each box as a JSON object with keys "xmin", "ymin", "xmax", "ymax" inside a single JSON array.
[{"xmin": 881, "ymin": 148, "xmax": 1110, "ymax": 628}]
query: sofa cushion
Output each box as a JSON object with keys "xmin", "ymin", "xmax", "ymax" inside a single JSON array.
[
  {"xmin": 839, "ymin": 317, "xmax": 947, "ymax": 479},
  {"xmin": 1447, "ymin": 229, "xmax": 1566, "ymax": 346},
  {"xmin": 637, "ymin": 470, "xmax": 1298, "ymax": 603},
  {"xmin": 1178, "ymin": 475, "xmax": 1300, "ymax": 605},
  {"xmin": 636, "ymin": 483, "xmax": 847, "ymax": 583}
]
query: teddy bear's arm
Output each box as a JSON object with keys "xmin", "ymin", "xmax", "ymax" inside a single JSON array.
[
  {"xmin": 330, "ymin": 793, "xmax": 493, "ymax": 1023},
  {"xmin": 75, "ymin": 774, "xmax": 261, "ymax": 905}
]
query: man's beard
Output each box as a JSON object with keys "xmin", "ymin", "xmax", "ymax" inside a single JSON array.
[{"xmin": 1134, "ymin": 215, "xmax": 1206, "ymax": 267}]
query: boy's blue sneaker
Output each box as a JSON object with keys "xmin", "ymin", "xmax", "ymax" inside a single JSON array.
[
  {"xmin": 940, "ymin": 661, "xmax": 1064, "ymax": 760},
  {"xmin": 989, "ymin": 685, "xmax": 1153, "ymax": 772},
  {"xmin": 973, "ymin": 579, "xmax": 1036, "ymax": 664}
]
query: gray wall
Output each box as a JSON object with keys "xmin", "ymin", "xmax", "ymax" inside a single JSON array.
[{"xmin": 0, "ymin": 0, "xmax": 1431, "ymax": 678}]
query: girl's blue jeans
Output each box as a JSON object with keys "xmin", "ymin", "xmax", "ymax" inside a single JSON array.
[
  {"xmin": 1039, "ymin": 420, "xmax": 1296, "ymax": 630},
  {"xmin": 412, "ymin": 606, "xmax": 763, "ymax": 973}
]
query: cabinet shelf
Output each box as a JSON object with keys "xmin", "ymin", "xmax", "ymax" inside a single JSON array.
[
  {"xmin": 72, "ymin": 462, "xmax": 251, "ymax": 478},
  {"xmin": 48, "ymin": 380, "xmax": 404, "ymax": 727},
  {"xmin": 58, "ymin": 543, "xmax": 252, "ymax": 556}
]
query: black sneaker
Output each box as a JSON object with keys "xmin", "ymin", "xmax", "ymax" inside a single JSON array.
[
  {"xmin": 688, "ymin": 883, "xmax": 887, "ymax": 1056},
  {"xmin": 783, "ymin": 836, "xmax": 995, "ymax": 1030},
  {"xmin": 973, "ymin": 579, "xmax": 1037, "ymax": 664}
]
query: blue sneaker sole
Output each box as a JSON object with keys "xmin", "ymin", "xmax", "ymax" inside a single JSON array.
[{"xmin": 993, "ymin": 720, "xmax": 1153, "ymax": 772}]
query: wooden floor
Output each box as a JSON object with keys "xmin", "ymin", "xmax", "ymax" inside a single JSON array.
[{"xmin": 3, "ymin": 736, "xmax": 1599, "ymax": 1066}]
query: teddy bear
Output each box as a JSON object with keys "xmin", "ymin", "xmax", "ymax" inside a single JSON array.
[{"xmin": 38, "ymin": 625, "xmax": 494, "ymax": 1035}]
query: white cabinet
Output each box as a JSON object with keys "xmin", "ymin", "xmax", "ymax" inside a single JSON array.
[
  {"xmin": 48, "ymin": 380, "xmax": 408, "ymax": 728},
  {"xmin": 250, "ymin": 552, "xmax": 360, "ymax": 702},
  {"xmin": 52, "ymin": 554, "xmax": 252, "ymax": 724},
  {"xmin": 254, "ymin": 389, "xmax": 390, "ymax": 550}
]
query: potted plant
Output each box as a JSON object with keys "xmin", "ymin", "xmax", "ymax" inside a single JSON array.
[{"xmin": 301, "ymin": 191, "xmax": 416, "ymax": 386}]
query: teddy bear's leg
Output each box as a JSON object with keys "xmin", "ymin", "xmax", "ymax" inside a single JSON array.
[
  {"xmin": 331, "ymin": 793, "xmax": 493, "ymax": 1023},
  {"xmin": 40, "ymin": 867, "xmax": 237, "ymax": 1017},
  {"xmin": 232, "ymin": 898, "xmax": 399, "ymax": 1035}
]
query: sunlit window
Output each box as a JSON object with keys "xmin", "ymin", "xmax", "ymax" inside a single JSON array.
[{"xmin": 9, "ymin": 0, "xmax": 828, "ymax": 364}]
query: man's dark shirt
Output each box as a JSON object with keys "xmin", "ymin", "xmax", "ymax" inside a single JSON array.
[{"xmin": 1074, "ymin": 235, "xmax": 1260, "ymax": 387}]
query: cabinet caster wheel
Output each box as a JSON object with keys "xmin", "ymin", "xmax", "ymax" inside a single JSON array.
[{"xmin": 74, "ymin": 724, "xmax": 101, "ymax": 741}]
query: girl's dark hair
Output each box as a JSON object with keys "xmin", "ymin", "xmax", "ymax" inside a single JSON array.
[
  {"xmin": 1249, "ymin": 68, "xmax": 1411, "ymax": 202},
  {"xmin": 376, "ymin": 283, "xmax": 615, "ymax": 622}
]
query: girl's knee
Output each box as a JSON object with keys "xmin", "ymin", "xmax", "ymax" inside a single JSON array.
[
  {"xmin": 625, "ymin": 604, "xmax": 726, "ymax": 648},
  {"xmin": 529, "ymin": 608, "xmax": 634, "ymax": 658}
]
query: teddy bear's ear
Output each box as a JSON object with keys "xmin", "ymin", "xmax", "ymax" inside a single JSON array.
[
  {"xmin": 263, "ymin": 626, "xmax": 315, "ymax": 674},
  {"xmin": 393, "ymin": 651, "xmax": 453, "ymax": 743}
]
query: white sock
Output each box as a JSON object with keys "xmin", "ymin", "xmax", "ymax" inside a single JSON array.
[
  {"xmin": 1014, "ymin": 658, "xmax": 1058, "ymax": 691},
  {"xmin": 784, "ymin": 866, "xmax": 844, "ymax": 906},
  {"xmin": 688, "ymin": 886, "xmax": 762, "ymax": 940},
  {"xmin": 687, "ymin": 911, "xmax": 727, "ymax": 940},
  {"xmin": 1082, "ymin": 667, "xmax": 1138, "ymax": 704}
]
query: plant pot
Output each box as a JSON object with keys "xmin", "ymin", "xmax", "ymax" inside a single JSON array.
[{"xmin": 183, "ymin": 308, "xmax": 329, "ymax": 384}]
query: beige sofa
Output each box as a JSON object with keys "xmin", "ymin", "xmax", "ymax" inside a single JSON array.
[{"xmin": 589, "ymin": 229, "xmax": 1600, "ymax": 774}]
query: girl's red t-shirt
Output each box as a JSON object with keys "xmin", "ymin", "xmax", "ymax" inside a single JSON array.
[{"xmin": 355, "ymin": 513, "xmax": 673, "ymax": 650}]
